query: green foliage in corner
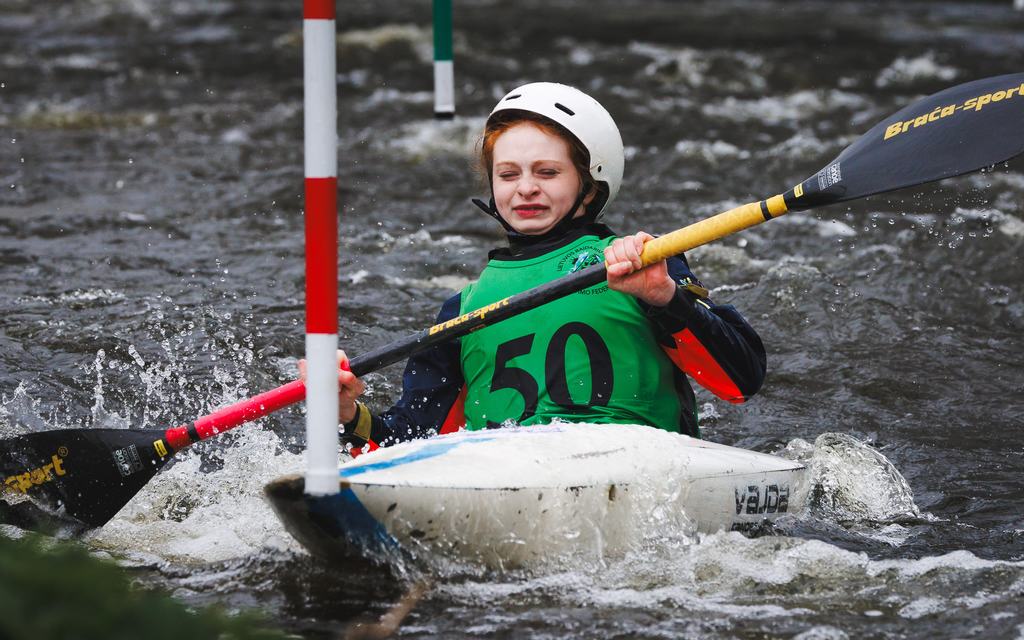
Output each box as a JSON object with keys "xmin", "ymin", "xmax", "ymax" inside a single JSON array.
[{"xmin": 0, "ymin": 533, "xmax": 292, "ymax": 640}]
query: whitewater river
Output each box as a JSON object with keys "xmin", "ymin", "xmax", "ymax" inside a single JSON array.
[{"xmin": 2, "ymin": 1, "xmax": 1023, "ymax": 638}]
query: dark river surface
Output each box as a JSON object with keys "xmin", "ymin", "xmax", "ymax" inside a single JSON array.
[{"xmin": 2, "ymin": 1, "xmax": 1024, "ymax": 638}]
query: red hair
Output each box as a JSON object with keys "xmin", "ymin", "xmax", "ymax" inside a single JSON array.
[{"xmin": 479, "ymin": 111, "xmax": 595, "ymax": 197}]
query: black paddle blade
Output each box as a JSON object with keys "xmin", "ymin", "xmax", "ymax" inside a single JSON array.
[
  {"xmin": 0, "ymin": 428, "xmax": 173, "ymax": 529},
  {"xmin": 791, "ymin": 73, "xmax": 1024, "ymax": 210}
]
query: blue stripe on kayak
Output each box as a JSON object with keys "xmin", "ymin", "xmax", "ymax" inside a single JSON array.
[{"xmin": 340, "ymin": 437, "xmax": 496, "ymax": 479}]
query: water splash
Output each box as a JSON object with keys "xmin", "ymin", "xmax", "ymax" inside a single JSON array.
[
  {"xmin": 434, "ymin": 531, "xmax": 1024, "ymax": 637},
  {"xmin": 0, "ymin": 383, "xmax": 58, "ymax": 437},
  {"xmin": 782, "ymin": 432, "xmax": 923, "ymax": 540},
  {"xmin": 89, "ymin": 350, "xmax": 129, "ymax": 430},
  {"xmin": 86, "ymin": 427, "xmax": 304, "ymax": 566}
]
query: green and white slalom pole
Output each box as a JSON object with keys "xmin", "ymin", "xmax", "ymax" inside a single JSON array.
[
  {"xmin": 302, "ymin": 0, "xmax": 339, "ymax": 495},
  {"xmin": 433, "ymin": 0, "xmax": 455, "ymax": 119}
]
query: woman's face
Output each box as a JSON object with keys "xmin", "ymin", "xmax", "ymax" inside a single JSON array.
[{"xmin": 491, "ymin": 123, "xmax": 591, "ymax": 236}]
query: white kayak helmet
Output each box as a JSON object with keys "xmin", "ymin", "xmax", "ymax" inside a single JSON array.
[{"xmin": 486, "ymin": 82, "xmax": 625, "ymax": 220}]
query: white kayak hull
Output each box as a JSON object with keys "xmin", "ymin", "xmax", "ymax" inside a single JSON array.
[{"xmin": 265, "ymin": 423, "xmax": 808, "ymax": 569}]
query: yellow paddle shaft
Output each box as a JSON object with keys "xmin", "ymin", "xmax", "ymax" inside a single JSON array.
[{"xmin": 638, "ymin": 194, "xmax": 789, "ymax": 267}]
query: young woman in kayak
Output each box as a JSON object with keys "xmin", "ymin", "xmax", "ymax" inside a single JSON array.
[{"xmin": 304, "ymin": 82, "xmax": 766, "ymax": 450}]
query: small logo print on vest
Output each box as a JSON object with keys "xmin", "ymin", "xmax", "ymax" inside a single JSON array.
[
  {"xmin": 557, "ymin": 245, "xmax": 603, "ymax": 273},
  {"xmin": 570, "ymin": 251, "xmax": 601, "ymax": 273}
]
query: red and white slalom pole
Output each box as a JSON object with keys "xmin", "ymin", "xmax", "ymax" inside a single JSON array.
[{"xmin": 303, "ymin": 0, "xmax": 339, "ymax": 495}]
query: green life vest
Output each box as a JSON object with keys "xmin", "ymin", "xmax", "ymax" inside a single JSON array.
[{"xmin": 459, "ymin": 234, "xmax": 683, "ymax": 431}]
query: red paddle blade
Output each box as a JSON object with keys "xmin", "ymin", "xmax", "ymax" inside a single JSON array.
[{"xmin": 1, "ymin": 428, "xmax": 173, "ymax": 529}]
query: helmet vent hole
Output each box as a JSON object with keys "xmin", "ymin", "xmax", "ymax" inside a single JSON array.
[
  {"xmin": 506, "ymin": 94, "xmax": 522, "ymax": 101},
  {"xmin": 554, "ymin": 103, "xmax": 575, "ymax": 116}
]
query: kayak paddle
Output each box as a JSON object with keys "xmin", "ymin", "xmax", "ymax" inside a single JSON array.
[
  {"xmin": 1, "ymin": 381, "xmax": 306, "ymax": 529},
  {"xmin": 2, "ymin": 73, "xmax": 1022, "ymax": 530}
]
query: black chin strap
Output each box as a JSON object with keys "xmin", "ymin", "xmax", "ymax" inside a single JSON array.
[
  {"xmin": 472, "ymin": 197, "xmax": 515, "ymax": 232},
  {"xmin": 471, "ymin": 189, "xmax": 593, "ymax": 246}
]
